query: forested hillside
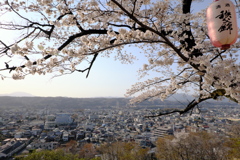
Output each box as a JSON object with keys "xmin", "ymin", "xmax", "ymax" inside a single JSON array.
[{"xmin": 0, "ymin": 96, "xmax": 237, "ymax": 110}]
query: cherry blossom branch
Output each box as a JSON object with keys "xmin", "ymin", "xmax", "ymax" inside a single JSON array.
[
  {"xmin": 110, "ymin": 0, "xmax": 201, "ymax": 72},
  {"xmin": 146, "ymin": 88, "xmax": 239, "ymax": 117},
  {"xmin": 2, "ymin": 0, "xmax": 200, "ymax": 79},
  {"xmin": 76, "ymin": 54, "xmax": 98, "ymax": 78},
  {"xmin": 145, "ymin": 97, "xmax": 210, "ymax": 118},
  {"xmin": 6, "ymin": 0, "xmax": 55, "ymax": 38},
  {"xmin": 128, "ymin": 67, "xmax": 192, "ymax": 96},
  {"xmin": 62, "ymin": 0, "xmax": 85, "ymax": 32},
  {"xmin": 0, "ymin": 28, "xmax": 37, "ymax": 54},
  {"xmin": 1, "ymin": 29, "xmax": 108, "ymax": 72},
  {"xmin": 84, "ymin": 40, "xmax": 167, "ymax": 56},
  {"xmin": 210, "ymin": 50, "xmax": 226, "ymax": 62}
]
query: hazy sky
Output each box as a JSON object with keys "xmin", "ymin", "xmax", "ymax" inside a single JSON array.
[
  {"xmin": 0, "ymin": 1, "xmax": 229, "ymax": 98},
  {"xmin": 0, "ymin": 44, "xmax": 147, "ymax": 97},
  {"xmin": 0, "ymin": 44, "xmax": 148, "ymax": 97}
]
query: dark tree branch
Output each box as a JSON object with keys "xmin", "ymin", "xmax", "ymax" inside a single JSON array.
[
  {"xmin": 62, "ymin": 0, "xmax": 85, "ymax": 32},
  {"xmin": 0, "ymin": 28, "xmax": 37, "ymax": 55},
  {"xmin": 107, "ymin": 23, "xmax": 132, "ymax": 30},
  {"xmin": 181, "ymin": 0, "xmax": 202, "ymax": 56},
  {"xmin": 145, "ymin": 88, "xmax": 238, "ymax": 118},
  {"xmin": 2, "ymin": 28, "xmax": 112, "ymax": 74},
  {"xmin": 131, "ymin": 0, "xmax": 138, "ymax": 15},
  {"xmin": 76, "ymin": 53, "xmax": 99, "ymax": 78},
  {"xmin": 58, "ymin": 29, "xmax": 108, "ymax": 51},
  {"xmin": 210, "ymin": 50, "xmax": 226, "ymax": 62},
  {"xmin": 6, "ymin": 0, "xmax": 55, "ymax": 39},
  {"xmin": 2, "ymin": 0, "xmax": 202, "ymax": 79},
  {"xmin": 145, "ymin": 97, "xmax": 210, "ymax": 118},
  {"xmin": 182, "ymin": 0, "xmax": 192, "ymax": 14},
  {"xmin": 111, "ymin": 0, "xmax": 204, "ymax": 72},
  {"xmin": 0, "ymin": 40, "xmax": 10, "ymax": 54},
  {"xmin": 2, "ymin": 54, "xmax": 52, "ymax": 73}
]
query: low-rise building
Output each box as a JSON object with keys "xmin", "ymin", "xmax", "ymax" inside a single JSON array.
[
  {"xmin": 62, "ymin": 132, "xmax": 69, "ymax": 141},
  {"xmin": 27, "ymin": 141, "xmax": 59, "ymax": 150}
]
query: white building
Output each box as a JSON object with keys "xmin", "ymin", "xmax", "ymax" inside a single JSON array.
[
  {"xmin": 44, "ymin": 115, "xmax": 56, "ymax": 130},
  {"xmin": 31, "ymin": 128, "xmax": 42, "ymax": 136},
  {"xmin": 27, "ymin": 142, "xmax": 59, "ymax": 150},
  {"xmin": 0, "ymin": 117, "xmax": 3, "ymax": 124},
  {"xmin": 153, "ymin": 126, "xmax": 173, "ymax": 138},
  {"xmin": 46, "ymin": 115, "xmax": 56, "ymax": 121},
  {"xmin": 62, "ymin": 132, "xmax": 69, "ymax": 141},
  {"xmin": 84, "ymin": 122, "xmax": 94, "ymax": 130},
  {"xmin": 14, "ymin": 132, "xmax": 23, "ymax": 138},
  {"xmin": 44, "ymin": 121, "xmax": 56, "ymax": 130},
  {"xmin": 55, "ymin": 113, "xmax": 73, "ymax": 125},
  {"xmin": 89, "ymin": 115, "xmax": 99, "ymax": 120}
]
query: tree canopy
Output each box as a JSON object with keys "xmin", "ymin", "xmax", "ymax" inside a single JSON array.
[
  {"xmin": 15, "ymin": 149, "xmax": 100, "ymax": 160},
  {"xmin": 156, "ymin": 131, "xmax": 229, "ymax": 160},
  {"xmin": 0, "ymin": 0, "xmax": 239, "ymax": 116}
]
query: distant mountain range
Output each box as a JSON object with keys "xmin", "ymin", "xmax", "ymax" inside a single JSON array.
[
  {"xmin": 0, "ymin": 92, "xmax": 237, "ymax": 110},
  {"xmin": 0, "ymin": 92, "xmax": 35, "ymax": 97},
  {"xmin": 0, "ymin": 92, "xmax": 234, "ymax": 103},
  {"xmin": 166, "ymin": 93, "xmax": 194, "ymax": 101},
  {"xmin": 0, "ymin": 92, "xmax": 196, "ymax": 101}
]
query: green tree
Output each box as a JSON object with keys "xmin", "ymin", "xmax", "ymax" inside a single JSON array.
[
  {"xmin": 78, "ymin": 143, "xmax": 98, "ymax": 160},
  {"xmin": 16, "ymin": 149, "xmax": 81, "ymax": 160},
  {"xmin": 226, "ymin": 123, "xmax": 240, "ymax": 159},
  {"xmin": 156, "ymin": 131, "xmax": 228, "ymax": 160},
  {"xmin": 227, "ymin": 137, "xmax": 240, "ymax": 159},
  {"xmin": 98, "ymin": 141, "xmax": 149, "ymax": 160},
  {"xmin": 64, "ymin": 140, "xmax": 79, "ymax": 154}
]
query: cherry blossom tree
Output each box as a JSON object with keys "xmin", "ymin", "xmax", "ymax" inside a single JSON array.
[{"xmin": 0, "ymin": 0, "xmax": 240, "ymax": 116}]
